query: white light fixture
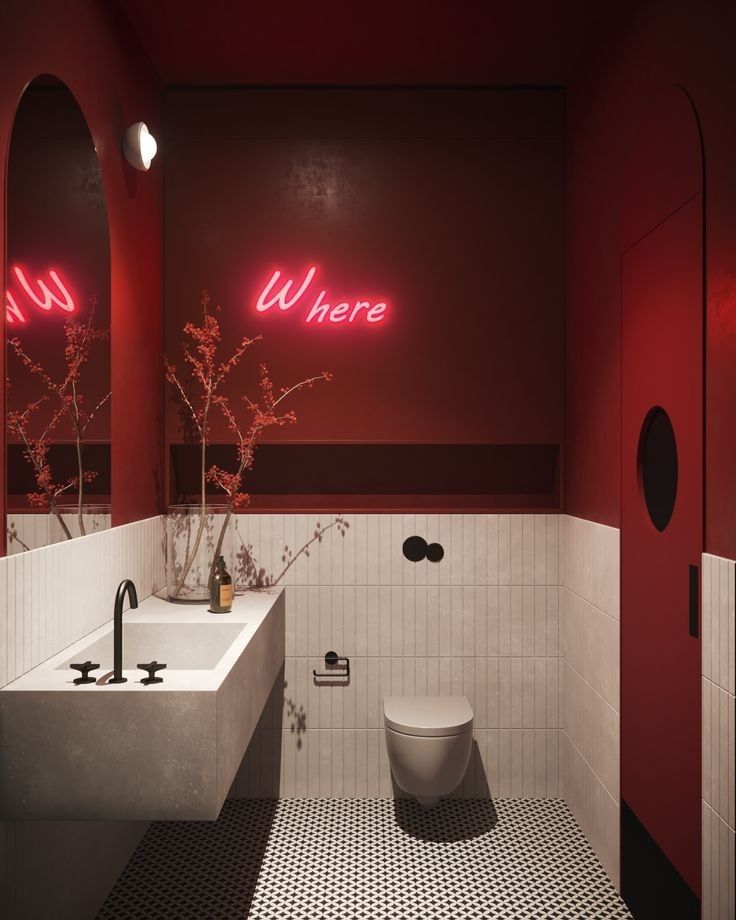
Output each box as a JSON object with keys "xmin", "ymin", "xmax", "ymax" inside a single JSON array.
[{"xmin": 122, "ymin": 122, "xmax": 157, "ymax": 171}]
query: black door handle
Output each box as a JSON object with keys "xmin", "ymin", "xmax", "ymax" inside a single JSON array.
[{"xmin": 688, "ymin": 564, "xmax": 699, "ymax": 638}]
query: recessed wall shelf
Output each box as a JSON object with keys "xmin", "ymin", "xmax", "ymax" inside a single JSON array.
[{"xmin": 168, "ymin": 442, "xmax": 561, "ymax": 512}]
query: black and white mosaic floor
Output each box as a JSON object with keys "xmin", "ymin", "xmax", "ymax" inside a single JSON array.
[{"xmin": 98, "ymin": 798, "xmax": 632, "ymax": 919}]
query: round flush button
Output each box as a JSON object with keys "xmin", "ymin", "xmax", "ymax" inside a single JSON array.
[{"xmin": 403, "ymin": 536, "xmax": 427, "ymax": 562}]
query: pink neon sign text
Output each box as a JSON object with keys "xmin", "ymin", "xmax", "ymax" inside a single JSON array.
[
  {"xmin": 5, "ymin": 266, "xmax": 76, "ymax": 325},
  {"xmin": 255, "ymin": 266, "xmax": 388, "ymax": 325}
]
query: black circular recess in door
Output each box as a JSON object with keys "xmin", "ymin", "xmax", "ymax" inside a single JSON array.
[{"xmin": 638, "ymin": 406, "xmax": 678, "ymax": 532}]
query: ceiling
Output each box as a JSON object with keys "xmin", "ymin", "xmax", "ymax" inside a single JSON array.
[{"xmin": 117, "ymin": 0, "xmax": 611, "ymax": 86}]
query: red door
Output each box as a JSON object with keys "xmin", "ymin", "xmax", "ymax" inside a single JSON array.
[{"xmin": 621, "ymin": 194, "xmax": 703, "ymax": 903}]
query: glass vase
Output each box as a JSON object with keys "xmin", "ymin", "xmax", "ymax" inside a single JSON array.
[{"xmin": 166, "ymin": 504, "xmax": 236, "ymax": 603}]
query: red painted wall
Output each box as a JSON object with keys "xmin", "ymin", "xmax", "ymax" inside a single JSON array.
[
  {"xmin": 566, "ymin": 0, "xmax": 736, "ymax": 558},
  {"xmin": 164, "ymin": 88, "xmax": 565, "ymax": 508},
  {"xmin": 0, "ymin": 0, "xmax": 164, "ymax": 537}
]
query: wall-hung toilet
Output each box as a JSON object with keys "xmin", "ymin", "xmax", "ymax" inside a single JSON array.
[{"xmin": 384, "ymin": 696, "xmax": 473, "ymax": 808}]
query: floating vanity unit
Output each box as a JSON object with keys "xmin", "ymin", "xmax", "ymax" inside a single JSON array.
[{"xmin": 0, "ymin": 589, "xmax": 284, "ymax": 821}]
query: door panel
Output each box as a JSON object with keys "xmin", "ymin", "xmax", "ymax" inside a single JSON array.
[{"xmin": 621, "ymin": 194, "xmax": 702, "ymax": 901}]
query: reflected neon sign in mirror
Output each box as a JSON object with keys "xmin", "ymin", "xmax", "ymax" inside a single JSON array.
[
  {"xmin": 5, "ymin": 265, "xmax": 76, "ymax": 325},
  {"xmin": 255, "ymin": 266, "xmax": 389, "ymax": 325}
]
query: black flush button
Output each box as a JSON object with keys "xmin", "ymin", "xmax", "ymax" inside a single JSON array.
[
  {"xmin": 403, "ymin": 536, "xmax": 427, "ymax": 562},
  {"xmin": 426, "ymin": 543, "xmax": 444, "ymax": 563}
]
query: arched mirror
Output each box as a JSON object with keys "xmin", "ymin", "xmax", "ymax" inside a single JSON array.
[{"xmin": 5, "ymin": 76, "xmax": 111, "ymax": 554}]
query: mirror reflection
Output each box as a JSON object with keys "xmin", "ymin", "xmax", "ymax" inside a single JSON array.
[{"xmin": 5, "ymin": 75, "xmax": 111, "ymax": 554}]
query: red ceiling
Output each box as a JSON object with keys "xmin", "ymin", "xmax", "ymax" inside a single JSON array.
[{"xmin": 117, "ymin": 0, "xmax": 608, "ymax": 86}]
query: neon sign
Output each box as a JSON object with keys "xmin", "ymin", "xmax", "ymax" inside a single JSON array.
[
  {"xmin": 5, "ymin": 266, "xmax": 76, "ymax": 325},
  {"xmin": 255, "ymin": 266, "xmax": 388, "ymax": 325}
]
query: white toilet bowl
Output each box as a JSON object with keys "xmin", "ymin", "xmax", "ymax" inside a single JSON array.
[{"xmin": 384, "ymin": 696, "xmax": 473, "ymax": 808}]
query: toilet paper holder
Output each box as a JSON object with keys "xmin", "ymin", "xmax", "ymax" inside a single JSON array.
[{"xmin": 313, "ymin": 651, "xmax": 350, "ymax": 680}]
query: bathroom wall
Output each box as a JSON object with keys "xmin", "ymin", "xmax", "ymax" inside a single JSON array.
[
  {"xmin": 565, "ymin": 0, "xmax": 736, "ymax": 560},
  {"xmin": 559, "ymin": 515, "xmax": 621, "ymax": 889},
  {"xmin": 0, "ymin": 515, "xmax": 165, "ymax": 919},
  {"xmin": 163, "ymin": 87, "xmax": 565, "ymax": 509},
  {"xmin": 0, "ymin": 0, "xmax": 164, "ymax": 539},
  {"xmin": 230, "ymin": 512, "xmax": 561, "ymax": 799},
  {"xmin": 701, "ymin": 553, "xmax": 736, "ymax": 919}
]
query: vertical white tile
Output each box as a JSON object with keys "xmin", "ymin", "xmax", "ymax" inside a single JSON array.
[
  {"xmin": 390, "ymin": 586, "xmax": 403, "ymax": 656},
  {"xmin": 703, "ymin": 554, "xmax": 712, "ymax": 684},
  {"xmin": 473, "ymin": 585, "xmax": 487, "ymax": 659},
  {"xmin": 395, "ymin": 515, "xmax": 411, "ymax": 586},
  {"xmin": 378, "ymin": 585, "xmax": 392, "ymax": 657},
  {"xmin": 403, "ymin": 588, "xmax": 416, "ymax": 659},
  {"xmin": 509, "ymin": 658, "xmax": 523, "ymax": 728},
  {"xmin": 510, "ymin": 587, "xmax": 523, "ymax": 656},
  {"xmin": 522, "ymin": 586, "xmax": 535, "ymax": 657},
  {"xmin": 355, "ymin": 730, "xmax": 367, "ymax": 797},
  {"xmin": 474, "ymin": 515, "xmax": 488, "ymax": 585},
  {"xmin": 366, "ymin": 731, "xmax": 380, "ymax": 797},
  {"xmin": 354, "ymin": 515, "xmax": 368, "ymax": 587},
  {"xmin": 487, "ymin": 658, "xmax": 500, "ymax": 728},
  {"xmin": 510, "ymin": 731, "xmax": 523, "ymax": 796},
  {"xmin": 546, "ymin": 587, "xmax": 559, "ymax": 658},
  {"xmin": 498, "ymin": 729, "xmax": 511, "ymax": 796},
  {"xmin": 487, "ymin": 515, "xmax": 500, "ymax": 586},
  {"xmin": 719, "ymin": 559, "xmax": 728, "ymax": 691},
  {"xmin": 450, "ymin": 514, "xmax": 463, "ymax": 586},
  {"xmin": 378, "ymin": 514, "xmax": 392, "ymax": 586},
  {"xmin": 365, "ymin": 515, "xmax": 380, "ymax": 586},
  {"xmin": 462, "ymin": 515, "xmax": 475, "ymax": 585},
  {"xmin": 461, "ymin": 587, "xmax": 475, "ymax": 657},
  {"xmin": 510, "ymin": 516, "xmax": 523, "ymax": 585},
  {"xmin": 366, "ymin": 586, "xmax": 380, "ymax": 656},
  {"xmin": 534, "ymin": 730, "xmax": 547, "ymax": 796},
  {"xmin": 534, "ymin": 515, "xmax": 547, "ymax": 586},
  {"xmin": 546, "ymin": 514, "xmax": 559, "ymax": 586},
  {"xmin": 426, "ymin": 585, "xmax": 439, "ymax": 658}
]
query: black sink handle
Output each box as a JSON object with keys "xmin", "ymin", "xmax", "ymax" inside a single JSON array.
[
  {"xmin": 137, "ymin": 661, "xmax": 167, "ymax": 685},
  {"xmin": 70, "ymin": 661, "xmax": 100, "ymax": 685}
]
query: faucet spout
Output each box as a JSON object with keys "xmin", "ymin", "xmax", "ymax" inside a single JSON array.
[{"xmin": 109, "ymin": 579, "xmax": 138, "ymax": 684}]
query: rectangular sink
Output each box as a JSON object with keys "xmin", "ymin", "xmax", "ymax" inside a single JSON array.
[
  {"xmin": 57, "ymin": 622, "xmax": 247, "ymax": 671},
  {"xmin": 0, "ymin": 589, "xmax": 285, "ymax": 822}
]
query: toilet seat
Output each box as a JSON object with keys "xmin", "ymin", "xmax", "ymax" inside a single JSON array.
[{"xmin": 384, "ymin": 696, "xmax": 473, "ymax": 737}]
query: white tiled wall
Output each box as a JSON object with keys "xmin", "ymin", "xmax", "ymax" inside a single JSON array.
[
  {"xmin": 6, "ymin": 511, "xmax": 112, "ymax": 556},
  {"xmin": 230, "ymin": 512, "xmax": 562, "ymax": 800},
  {"xmin": 701, "ymin": 553, "xmax": 736, "ymax": 920},
  {"xmin": 559, "ymin": 515, "xmax": 621, "ymax": 889},
  {"xmin": 0, "ymin": 515, "xmax": 164, "ymax": 689},
  {"xmin": 1, "ymin": 515, "xmax": 165, "ymax": 920}
]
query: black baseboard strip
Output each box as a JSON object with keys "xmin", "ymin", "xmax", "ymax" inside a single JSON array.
[{"xmin": 621, "ymin": 800, "xmax": 700, "ymax": 919}]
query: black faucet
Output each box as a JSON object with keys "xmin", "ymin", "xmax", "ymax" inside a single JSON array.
[{"xmin": 109, "ymin": 579, "xmax": 138, "ymax": 684}]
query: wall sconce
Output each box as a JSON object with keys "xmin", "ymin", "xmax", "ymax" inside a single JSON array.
[{"xmin": 122, "ymin": 122, "xmax": 157, "ymax": 171}]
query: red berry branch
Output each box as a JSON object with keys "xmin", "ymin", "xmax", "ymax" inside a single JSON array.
[
  {"xmin": 6, "ymin": 305, "xmax": 110, "ymax": 539},
  {"xmin": 165, "ymin": 292, "xmax": 331, "ymax": 596}
]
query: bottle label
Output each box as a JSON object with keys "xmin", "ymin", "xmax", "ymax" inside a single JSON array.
[{"xmin": 219, "ymin": 583, "xmax": 233, "ymax": 608}]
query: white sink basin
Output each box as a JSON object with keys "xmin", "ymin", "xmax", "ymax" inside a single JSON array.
[
  {"xmin": 0, "ymin": 590, "xmax": 284, "ymax": 821},
  {"xmin": 57, "ymin": 622, "xmax": 247, "ymax": 672}
]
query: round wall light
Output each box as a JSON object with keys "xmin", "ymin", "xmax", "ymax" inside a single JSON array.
[{"xmin": 122, "ymin": 122, "xmax": 157, "ymax": 171}]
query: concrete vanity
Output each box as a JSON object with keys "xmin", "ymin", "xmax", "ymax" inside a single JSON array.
[{"xmin": 0, "ymin": 589, "xmax": 284, "ymax": 821}]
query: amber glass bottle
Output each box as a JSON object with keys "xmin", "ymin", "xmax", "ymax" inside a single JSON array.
[{"xmin": 209, "ymin": 555, "xmax": 233, "ymax": 613}]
